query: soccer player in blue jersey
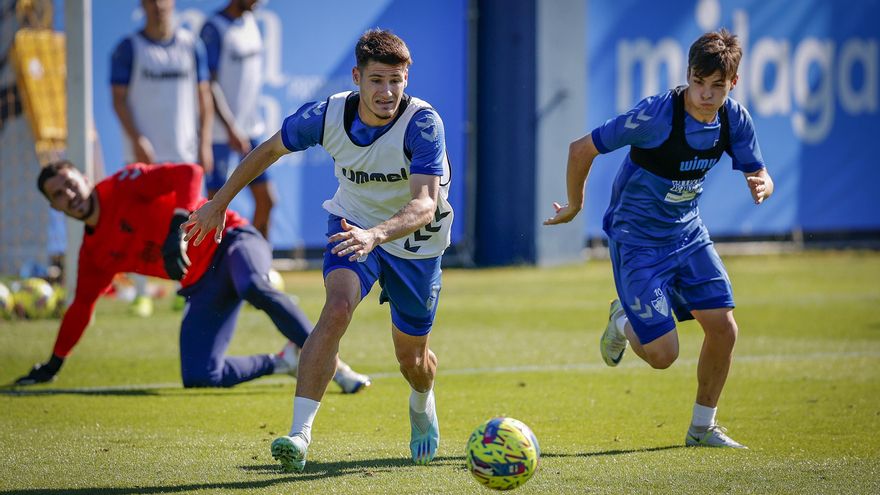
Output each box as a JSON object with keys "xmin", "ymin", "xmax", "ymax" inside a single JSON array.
[
  {"xmin": 545, "ymin": 30, "xmax": 773, "ymax": 449},
  {"xmin": 183, "ymin": 29, "xmax": 453, "ymax": 471},
  {"xmin": 199, "ymin": 0, "xmax": 277, "ymax": 240}
]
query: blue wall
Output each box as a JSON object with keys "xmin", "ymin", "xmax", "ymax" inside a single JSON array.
[
  {"xmin": 88, "ymin": 0, "xmax": 469, "ymax": 251},
  {"xmin": 57, "ymin": 0, "xmax": 880, "ymax": 265},
  {"xmin": 585, "ymin": 0, "xmax": 880, "ymax": 239}
]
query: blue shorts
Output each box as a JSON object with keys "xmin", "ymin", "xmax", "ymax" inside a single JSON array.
[
  {"xmin": 609, "ymin": 225, "xmax": 734, "ymax": 345},
  {"xmin": 207, "ymin": 140, "xmax": 269, "ymax": 191},
  {"xmin": 323, "ymin": 215, "xmax": 442, "ymax": 336}
]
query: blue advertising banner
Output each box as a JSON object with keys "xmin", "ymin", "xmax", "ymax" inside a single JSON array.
[
  {"xmin": 585, "ymin": 0, "xmax": 879, "ymax": 238},
  {"xmin": 89, "ymin": 0, "xmax": 468, "ymax": 251}
]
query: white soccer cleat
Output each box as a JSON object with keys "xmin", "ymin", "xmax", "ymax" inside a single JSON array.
[
  {"xmin": 600, "ymin": 299, "xmax": 628, "ymax": 366},
  {"xmin": 271, "ymin": 434, "xmax": 309, "ymax": 472},
  {"xmin": 273, "ymin": 342, "xmax": 300, "ymax": 376},
  {"xmin": 686, "ymin": 424, "xmax": 748, "ymax": 449},
  {"xmin": 333, "ymin": 361, "xmax": 371, "ymax": 394}
]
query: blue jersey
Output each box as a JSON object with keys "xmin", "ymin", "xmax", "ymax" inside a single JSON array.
[
  {"xmin": 280, "ymin": 99, "xmax": 446, "ymax": 176},
  {"xmin": 592, "ymin": 89, "xmax": 765, "ymax": 245}
]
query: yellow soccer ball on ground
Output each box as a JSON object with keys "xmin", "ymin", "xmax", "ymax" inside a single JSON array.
[
  {"xmin": 466, "ymin": 417, "xmax": 540, "ymax": 490},
  {"xmin": 12, "ymin": 278, "xmax": 57, "ymax": 319},
  {"xmin": 0, "ymin": 282, "xmax": 14, "ymax": 319}
]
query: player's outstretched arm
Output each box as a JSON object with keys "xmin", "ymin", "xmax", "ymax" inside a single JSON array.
[
  {"xmin": 544, "ymin": 133, "xmax": 601, "ymax": 225},
  {"xmin": 14, "ymin": 267, "xmax": 112, "ymax": 386},
  {"xmin": 745, "ymin": 168, "xmax": 774, "ymax": 205},
  {"xmin": 183, "ymin": 132, "xmax": 289, "ymax": 245}
]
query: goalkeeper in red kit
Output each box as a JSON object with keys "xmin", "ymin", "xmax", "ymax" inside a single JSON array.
[{"xmin": 15, "ymin": 160, "xmax": 370, "ymax": 393}]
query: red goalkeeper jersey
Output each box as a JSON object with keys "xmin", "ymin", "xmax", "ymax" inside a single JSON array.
[{"xmin": 53, "ymin": 163, "xmax": 246, "ymax": 357}]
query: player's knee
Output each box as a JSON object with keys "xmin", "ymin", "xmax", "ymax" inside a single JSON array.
[
  {"xmin": 181, "ymin": 368, "xmax": 224, "ymax": 388},
  {"xmin": 705, "ymin": 319, "xmax": 738, "ymax": 348},
  {"xmin": 322, "ymin": 296, "xmax": 356, "ymax": 326},
  {"xmin": 645, "ymin": 346, "xmax": 678, "ymax": 369},
  {"xmin": 396, "ymin": 351, "xmax": 426, "ymax": 372},
  {"xmin": 648, "ymin": 353, "xmax": 677, "ymax": 369}
]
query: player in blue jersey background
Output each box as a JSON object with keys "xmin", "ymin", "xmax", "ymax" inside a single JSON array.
[
  {"xmin": 183, "ymin": 29, "xmax": 453, "ymax": 472},
  {"xmin": 545, "ymin": 30, "xmax": 774, "ymax": 449},
  {"xmin": 199, "ymin": 0, "xmax": 277, "ymax": 241}
]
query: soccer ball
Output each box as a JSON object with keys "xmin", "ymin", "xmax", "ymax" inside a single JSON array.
[
  {"xmin": 11, "ymin": 278, "xmax": 56, "ymax": 319},
  {"xmin": 466, "ymin": 417, "xmax": 540, "ymax": 490},
  {"xmin": 267, "ymin": 269, "xmax": 285, "ymax": 292},
  {"xmin": 0, "ymin": 282, "xmax": 13, "ymax": 319}
]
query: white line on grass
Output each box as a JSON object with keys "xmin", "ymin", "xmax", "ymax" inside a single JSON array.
[{"xmin": 5, "ymin": 350, "xmax": 878, "ymax": 394}]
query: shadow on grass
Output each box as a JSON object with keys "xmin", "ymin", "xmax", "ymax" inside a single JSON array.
[
  {"xmin": 543, "ymin": 444, "xmax": 685, "ymax": 458},
  {"xmin": 0, "ymin": 384, "xmax": 296, "ymax": 397},
  {"xmin": 0, "ymin": 456, "xmax": 467, "ymax": 494},
  {"xmin": 0, "ymin": 387, "xmax": 160, "ymax": 397},
  {"xmin": 0, "ymin": 448, "xmax": 688, "ymax": 494}
]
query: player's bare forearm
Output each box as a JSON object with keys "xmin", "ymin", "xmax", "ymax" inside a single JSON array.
[
  {"xmin": 210, "ymin": 80, "xmax": 237, "ymax": 134},
  {"xmin": 197, "ymin": 81, "xmax": 215, "ymax": 167},
  {"xmin": 371, "ymin": 195, "xmax": 436, "ymax": 245},
  {"xmin": 745, "ymin": 168, "xmax": 774, "ymax": 205},
  {"xmin": 185, "ymin": 135, "xmax": 288, "ymax": 245},
  {"xmin": 111, "ymin": 85, "xmax": 143, "ymax": 143},
  {"xmin": 566, "ymin": 134, "xmax": 599, "ymax": 209},
  {"xmin": 212, "ymin": 132, "xmax": 288, "ymax": 206},
  {"xmin": 329, "ymin": 175, "xmax": 439, "ymax": 261},
  {"xmin": 544, "ymin": 134, "xmax": 599, "ymax": 225}
]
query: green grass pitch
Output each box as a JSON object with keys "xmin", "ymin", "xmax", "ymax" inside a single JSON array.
[{"xmin": 1, "ymin": 251, "xmax": 878, "ymax": 494}]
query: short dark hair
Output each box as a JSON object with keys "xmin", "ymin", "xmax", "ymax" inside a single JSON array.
[
  {"xmin": 355, "ymin": 29, "xmax": 412, "ymax": 69},
  {"xmin": 688, "ymin": 29, "xmax": 742, "ymax": 80},
  {"xmin": 37, "ymin": 160, "xmax": 76, "ymax": 197}
]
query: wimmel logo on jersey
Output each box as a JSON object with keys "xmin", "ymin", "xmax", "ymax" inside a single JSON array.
[
  {"xmin": 680, "ymin": 156, "xmax": 719, "ymax": 172},
  {"xmin": 141, "ymin": 68, "xmax": 189, "ymax": 80},
  {"xmin": 341, "ymin": 167, "xmax": 409, "ymax": 184}
]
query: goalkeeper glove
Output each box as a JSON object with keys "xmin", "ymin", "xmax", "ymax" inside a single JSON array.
[{"xmin": 162, "ymin": 209, "xmax": 191, "ymax": 280}]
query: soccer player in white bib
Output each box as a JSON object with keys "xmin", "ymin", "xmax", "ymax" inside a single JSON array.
[
  {"xmin": 184, "ymin": 29, "xmax": 453, "ymax": 472},
  {"xmin": 545, "ymin": 30, "xmax": 773, "ymax": 449},
  {"xmin": 199, "ymin": 0, "xmax": 277, "ymax": 240},
  {"xmin": 110, "ymin": 0, "xmax": 214, "ymax": 317}
]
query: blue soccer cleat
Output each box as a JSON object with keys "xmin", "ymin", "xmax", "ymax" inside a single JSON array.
[{"xmin": 409, "ymin": 392, "xmax": 440, "ymax": 465}]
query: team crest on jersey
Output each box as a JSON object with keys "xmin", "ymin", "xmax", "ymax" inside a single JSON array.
[{"xmin": 650, "ymin": 288, "xmax": 669, "ymax": 317}]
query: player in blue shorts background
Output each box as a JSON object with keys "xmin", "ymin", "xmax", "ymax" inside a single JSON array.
[
  {"xmin": 545, "ymin": 30, "xmax": 774, "ymax": 449},
  {"xmin": 183, "ymin": 29, "xmax": 453, "ymax": 471},
  {"xmin": 199, "ymin": 0, "xmax": 276, "ymax": 240}
]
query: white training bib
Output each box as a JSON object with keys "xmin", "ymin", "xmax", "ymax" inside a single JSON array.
[{"xmin": 320, "ymin": 91, "xmax": 453, "ymax": 259}]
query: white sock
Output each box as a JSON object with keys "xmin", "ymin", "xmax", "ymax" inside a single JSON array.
[
  {"xmin": 691, "ymin": 403, "xmax": 717, "ymax": 429},
  {"xmin": 614, "ymin": 314, "xmax": 628, "ymax": 337},
  {"xmin": 409, "ymin": 387, "xmax": 434, "ymax": 414},
  {"xmin": 289, "ymin": 396, "xmax": 321, "ymax": 444}
]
